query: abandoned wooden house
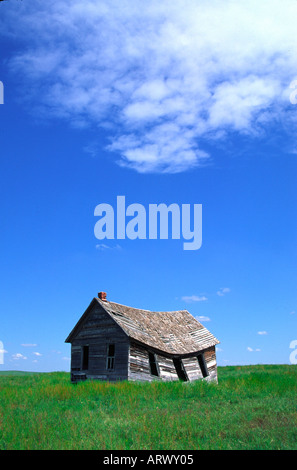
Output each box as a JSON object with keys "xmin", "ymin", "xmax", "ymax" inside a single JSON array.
[{"xmin": 65, "ymin": 292, "xmax": 220, "ymax": 383}]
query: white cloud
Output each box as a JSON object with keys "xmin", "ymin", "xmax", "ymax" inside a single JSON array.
[
  {"xmin": 3, "ymin": 0, "xmax": 297, "ymax": 173},
  {"xmin": 247, "ymin": 347, "xmax": 261, "ymax": 352},
  {"xmin": 33, "ymin": 352, "xmax": 42, "ymax": 356},
  {"xmin": 196, "ymin": 315, "xmax": 211, "ymax": 322},
  {"xmin": 257, "ymin": 331, "xmax": 268, "ymax": 335},
  {"xmin": 217, "ymin": 287, "xmax": 231, "ymax": 297},
  {"xmin": 182, "ymin": 295, "xmax": 208, "ymax": 303},
  {"xmin": 21, "ymin": 343, "xmax": 37, "ymax": 347},
  {"xmin": 96, "ymin": 243, "xmax": 122, "ymax": 251},
  {"xmin": 12, "ymin": 353, "xmax": 27, "ymax": 360}
]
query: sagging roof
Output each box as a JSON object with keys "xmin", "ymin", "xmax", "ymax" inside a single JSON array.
[{"xmin": 66, "ymin": 296, "xmax": 219, "ymax": 356}]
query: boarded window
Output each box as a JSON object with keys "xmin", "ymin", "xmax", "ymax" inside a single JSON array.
[
  {"xmin": 197, "ymin": 354, "xmax": 209, "ymax": 378},
  {"xmin": 173, "ymin": 358, "xmax": 188, "ymax": 381},
  {"xmin": 107, "ymin": 344, "xmax": 115, "ymax": 370},
  {"xmin": 82, "ymin": 345, "xmax": 89, "ymax": 370},
  {"xmin": 148, "ymin": 352, "xmax": 159, "ymax": 376}
]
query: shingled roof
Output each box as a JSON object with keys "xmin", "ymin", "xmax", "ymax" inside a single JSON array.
[{"xmin": 66, "ymin": 297, "xmax": 219, "ymax": 356}]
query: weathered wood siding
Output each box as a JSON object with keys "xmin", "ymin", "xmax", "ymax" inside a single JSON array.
[
  {"xmin": 128, "ymin": 341, "xmax": 218, "ymax": 383},
  {"xmin": 182, "ymin": 356, "xmax": 203, "ymax": 381},
  {"xmin": 128, "ymin": 342, "xmax": 179, "ymax": 381},
  {"xmin": 69, "ymin": 300, "xmax": 218, "ymax": 383},
  {"xmin": 182, "ymin": 346, "xmax": 218, "ymax": 382},
  {"xmin": 128, "ymin": 342, "xmax": 152, "ymax": 381},
  {"xmin": 70, "ymin": 303, "xmax": 129, "ymax": 382},
  {"xmin": 155, "ymin": 353, "xmax": 179, "ymax": 381},
  {"xmin": 203, "ymin": 346, "xmax": 218, "ymax": 383}
]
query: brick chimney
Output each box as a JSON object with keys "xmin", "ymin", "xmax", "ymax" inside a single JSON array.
[{"xmin": 98, "ymin": 291, "xmax": 107, "ymax": 301}]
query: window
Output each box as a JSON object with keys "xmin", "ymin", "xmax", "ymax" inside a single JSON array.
[
  {"xmin": 82, "ymin": 345, "xmax": 89, "ymax": 370},
  {"xmin": 107, "ymin": 344, "xmax": 115, "ymax": 370},
  {"xmin": 148, "ymin": 352, "xmax": 159, "ymax": 377},
  {"xmin": 173, "ymin": 358, "xmax": 188, "ymax": 381},
  {"xmin": 197, "ymin": 354, "xmax": 209, "ymax": 378}
]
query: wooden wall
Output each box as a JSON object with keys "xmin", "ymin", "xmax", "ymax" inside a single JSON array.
[
  {"xmin": 128, "ymin": 342, "xmax": 180, "ymax": 382},
  {"xmin": 203, "ymin": 346, "xmax": 218, "ymax": 383},
  {"xmin": 128, "ymin": 341, "xmax": 218, "ymax": 383},
  {"xmin": 70, "ymin": 303, "xmax": 129, "ymax": 382},
  {"xmin": 182, "ymin": 347, "xmax": 218, "ymax": 382},
  {"xmin": 69, "ymin": 303, "xmax": 218, "ymax": 383}
]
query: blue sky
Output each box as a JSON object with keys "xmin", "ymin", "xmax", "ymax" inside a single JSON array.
[{"xmin": 0, "ymin": 0, "xmax": 296, "ymax": 372}]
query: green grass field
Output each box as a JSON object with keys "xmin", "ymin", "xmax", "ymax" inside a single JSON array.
[{"xmin": 0, "ymin": 364, "xmax": 296, "ymax": 450}]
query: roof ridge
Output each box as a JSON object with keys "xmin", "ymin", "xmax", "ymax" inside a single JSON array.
[
  {"xmin": 97, "ymin": 298, "xmax": 190, "ymax": 315},
  {"xmin": 97, "ymin": 298, "xmax": 152, "ymax": 312}
]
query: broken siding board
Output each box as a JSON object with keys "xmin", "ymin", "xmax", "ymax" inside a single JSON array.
[
  {"xmin": 128, "ymin": 342, "xmax": 155, "ymax": 381},
  {"xmin": 205, "ymin": 347, "xmax": 216, "ymax": 362},
  {"xmin": 204, "ymin": 347, "xmax": 217, "ymax": 368},
  {"xmin": 180, "ymin": 348, "xmax": 218, "ymax": 383},
  {"xmin": 127, "ymin": 342, "xmax": 219, "ymax": 383},
  {"xmin": 155, "ymin": 354, "xmax": 179, "ymax": 381},
  {"xmin": 204, "ymin": 346, "xmax": 218, "ymax": 382},
  {"xmin": 182, "ymin": 356, "xmax": 203, "ymax": 382}
]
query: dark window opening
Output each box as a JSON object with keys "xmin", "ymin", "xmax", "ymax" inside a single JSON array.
[
  {"xmin": 173, "ymin": 358, "xmax": 188, "ymax": 381},
  {"xmin": 82, "ymin": 345, "xmax": 89, "ymax": 370},
  {"xmin": 107, "ymin": 344, "xmax": 115, "ymax": 370},
  {"xmin": 197, "ymin": 354, "xmax": 209, "ymax": 378},
  {"xmin": 148, "ymin": 352, "xmax": 159, "ymax": 376}
]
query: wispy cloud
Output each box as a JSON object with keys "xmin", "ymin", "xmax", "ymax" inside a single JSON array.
[
  {"xmin": 83, "ymin": 142, "xmax": 101, "ymax": 159},
  {"xmin": 257, "ymin": 331, "xmax": 268, "ymax": 335},
  {"xmin": 182, "ymin": 295, "xmax": 208, "ymax": 303},
  {"xmin": 217, "ymin": 287, "xmax": 231, "ymax": 297},
  {"xmin": 21, "ymin": 343, "xmax": 37, "ymax": 347},
  {"xmin": 3, "ymin": 0, "xmax": 297, "ymax": 173},
  {"xmin": 247, "ymin": 347, "xmax": 261, "ymax": 352},
  {"xmin": 33, "ymin": 352, "xmax": 42, "ymax": 356},
  {"xmin": 196, "ymin": 315, "xmax": 211, "ymax": 322},
  {"xmin": 12, "ymin": 353, "xmax": 27, "ymax": 360},
  {"xmin": 96, "ymin": 243, "xmax": 122, "ymax": 251}
]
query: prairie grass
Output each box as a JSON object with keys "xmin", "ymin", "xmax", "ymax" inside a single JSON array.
[{"xmin": 0, "ymin": 364, "xmax": 296, "ymax": 450}]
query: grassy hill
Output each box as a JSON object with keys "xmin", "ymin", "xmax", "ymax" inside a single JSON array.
[{"xmin": 0, "ymin": 364, "xmax": 296, "ymax": 450}]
